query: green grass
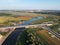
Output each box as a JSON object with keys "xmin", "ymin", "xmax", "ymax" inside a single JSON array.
[
  {"xmin": 0, "ymin": 32, "xmax": 8, "ymax": 36},
  {"xmin": 50, "ymin": 25, "xmax": 60, "ymax": 34},
  {"xmin": 31, "ymin": 17, "xmax": 52, "ymax": 24}
]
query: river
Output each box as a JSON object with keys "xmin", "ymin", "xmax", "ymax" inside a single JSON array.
[{"xmin": 2, "ymin": 16, "xmax": 43, "ymax": 45}]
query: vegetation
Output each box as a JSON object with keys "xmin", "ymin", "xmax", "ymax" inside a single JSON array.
[
  {"xmin": 16, "ymin": 28, "xmax": 49, "ymax": 45},
  {"xmin": 0, "ymin": 16, "xmax": 32, "ymax": 27},
  {"xmin": 37, "ymin": 30, "xmax": 60, "ymax": 45},
  {"xmin": 0, "ymin": 12, "xmax": 49, "ymax": 27},
  {"xmin": 33, "ymin": 11, "xmax": 60, "ymax": 16},
  {"xmin": 0, "ymin": 32, "xmax": 8, "ymax": 36},
  {"xmin": 31, "ymin": 15, "xmax": 60, "ymax": 25},
  {"xmin": 31, "ymin": 16, "xmax": 54, "ymax": 24},
  {"xmin": 0, "ymin": 13, "xmax": 12, "ymax": 16},
  {"xmin": 31, "ymin": 15, "xmax": 60, "ymax": 34},
  {"xmin": 50, "ymin": 25, "xmax": 60, "ymax": 34}
]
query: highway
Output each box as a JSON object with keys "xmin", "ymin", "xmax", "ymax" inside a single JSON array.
[{"xmin": 42, "ymin": 26, "xmax": 60, "ymax": 39}]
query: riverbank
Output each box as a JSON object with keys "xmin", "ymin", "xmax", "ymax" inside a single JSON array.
[
  {"xmin": 2, "ymin": 28, "xmax": 25, "ymax": 45},
  {"xmin": 0, "ymin": 28, "xmax": 15, "ymax": 45}
]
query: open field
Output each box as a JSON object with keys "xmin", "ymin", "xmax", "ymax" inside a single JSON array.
[
  {"xmin": 0, "ymin": 12, "xmax": 49, "ymax": 27},
  {"xmin": 37, "ymin": 30, "xmax": 60, "ymax": 45},
  {"xmin": 0, "ymin": 12, "xmax": 49, "ymax": 17},
  {"xmin": 0, "ymin": 12, "xmax": 49, "ymax": 23},
  {"xmin": 0, "ymin": 15, "xmax": 32, "ymax": 27},
  {"xmin": 0, "ymin": 16, "xmax": 32, "ymax": 23}
]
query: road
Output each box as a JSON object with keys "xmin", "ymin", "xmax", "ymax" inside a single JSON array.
[{"xmin": 42, "ymin": 26, "xmax": 60, "ymax": 39}]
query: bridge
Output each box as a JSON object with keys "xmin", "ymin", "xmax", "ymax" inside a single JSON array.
[
  {"xmin": 0, "ymin": 24, "xmax": 52, "ymax": 29},
  {"xmin": 0, "ymin": 24, "xmax": 60, "ymax": 45},
  {"xmin": 0, "ymin": 24, "xmax": 60, "ymax": 39}
]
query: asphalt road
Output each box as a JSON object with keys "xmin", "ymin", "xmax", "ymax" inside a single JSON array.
[{"xmin": 42, "ymin": 26, "xmax": 60, "ymax": 39}]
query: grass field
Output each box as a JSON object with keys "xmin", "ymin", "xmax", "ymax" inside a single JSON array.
[
  {"xmin": 37, "ymin": 30, "xmax": 60, "ymax": 45},
  {"xmin": 0, "ymin": 12, "xmax": 52, "ymax": 24},
  {"xmin": 0, "ymin": 12, "xmax": 49, "ymax": 27},
  {"xmin": 0, "ymin": 16, "xmax": 32, "ymax": 23},
  {"xmin": 0, "ymin": 15, "xmax": 33, "ymax": 27}
]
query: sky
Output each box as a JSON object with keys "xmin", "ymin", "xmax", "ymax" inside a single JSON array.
[{"xmin": 0, "ymin": 0, "xmax": 60, "ymax": 10}]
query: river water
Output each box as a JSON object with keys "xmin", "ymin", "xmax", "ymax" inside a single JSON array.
[
  {"xmin": 2, "ymin": 16, "xmax": 43, "ymax": 45},
  {"xmin": 21, "ymin": 16, "xmax": 42, "ymax": 25}
]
